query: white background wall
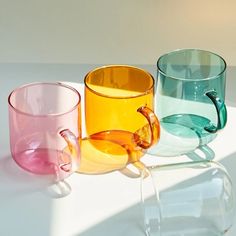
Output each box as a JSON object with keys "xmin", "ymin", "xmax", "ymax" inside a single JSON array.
[{"xmin": 0, "ymin": 0, "xmax": 236, "ymax": 65}]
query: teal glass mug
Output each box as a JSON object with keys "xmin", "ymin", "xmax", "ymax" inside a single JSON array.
[{"xmin": 149, "ymin": 49, "xmax": 227, "ymax": 157}]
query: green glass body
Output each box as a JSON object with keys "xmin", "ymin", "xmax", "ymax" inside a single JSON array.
[{"xmin": 149, "ymin": 49, "xmax": 227, "ymax": 157}]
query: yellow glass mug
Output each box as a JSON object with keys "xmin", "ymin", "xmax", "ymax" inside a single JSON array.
[{"xmin": 80, "ymin": 65, "xmax": 160, "ymax": 174}]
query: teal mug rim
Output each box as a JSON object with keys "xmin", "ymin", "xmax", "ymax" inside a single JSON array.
[{"xmin": 157, "ymin": 48, "xmax": 227, "ymax": 81}]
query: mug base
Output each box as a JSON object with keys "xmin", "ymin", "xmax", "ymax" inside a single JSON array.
[
  {"xmin": 12, "ymin": 148, "xmax": 71, "ymax": 178},
  {"xmin": 148, "ymin": 114, "xmax": 217, "ymax": 157}
]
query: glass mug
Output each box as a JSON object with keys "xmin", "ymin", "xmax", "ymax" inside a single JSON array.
[
  {"xmin": 81, "ymin": 65, "xmax": 160, "ymax": 174},
  {"xmin": 8, "ymin": 82, "xmax": 81, "ymax": 181},
  {"xmin": 141, "ymin": 161, "xmax": 236, "ymax": 236},
  {"xmin": 149, "ymin": 49, "xmax": 227, "ymax": 156}
]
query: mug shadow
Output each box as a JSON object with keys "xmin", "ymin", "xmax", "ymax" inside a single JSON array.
[
  {"xmin": 148, "ymin": 117, "xmax": 217, "ymax": 158},
  {"xmin": 0, "ymin": 155, "xmax": 72, "ymax": 199},
  {"xmin": 76, "ymin": 199, "xmax": 144, "ymax": 236},
  {"xmin": 0, "ymin": 155, "xmax": 55, "ymax": 236},
  {"xmin": 185, "ymin": 145, "xmax": 215, "ymax": 161},
  {"xmin": 75, "ymin": 152, "xmax": 236, "ymax": 236},
  {"xmin": 76, "ymin": 137, "xmax": 146, "ymax": 179}
]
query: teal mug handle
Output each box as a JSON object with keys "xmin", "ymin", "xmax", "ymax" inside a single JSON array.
[{"xmin": 204, "ymin": 90, "xmax": 227, "ymax": 133}]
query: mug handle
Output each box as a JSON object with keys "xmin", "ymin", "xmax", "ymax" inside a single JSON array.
[
  {"xmin": 204, "ymin": 90, "xmax": 227, "ymax": 133},
  {"xmin": 120, "ymin": 106, "xmax": 160, "ymax": 177},
  {"xmin": 135, "ymin": 106, "xmax": 160, "ymax": 149},
  {"xmin": 59, "ymin": 129, "xmax": 80, "ymax": 173}
]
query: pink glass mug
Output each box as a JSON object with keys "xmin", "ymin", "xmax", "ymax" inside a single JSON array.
[{"xmin": 8, "ymin": 82, "xmax": 81, "ymax": 181}]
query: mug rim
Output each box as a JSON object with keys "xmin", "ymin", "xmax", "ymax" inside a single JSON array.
[
  {"xmin": 157, "ymin": 48, "xmax": 227, "ymax": 81},
  {"xmin": 84, "ymin": 65, "xmax": 155, "ymax": 99},
  {"xmin": 8, "ymin": 82, "xmax": 81, "ymax": 117}
]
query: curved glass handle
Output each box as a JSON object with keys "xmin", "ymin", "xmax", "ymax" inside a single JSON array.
[
  {"xmin": 205, "ymin": 90, "xmax": 227, "ymax": 133},
  {"xmin": 135, "ymin": 106, "xmax": 160, "ymax": 149},
  {"xmin": 60, "ymin": 129, "xmax": 80, "ymax": 173}
]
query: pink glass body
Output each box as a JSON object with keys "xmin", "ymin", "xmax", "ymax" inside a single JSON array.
[{"xmin": 8, "ymin": 82, "xmax": 81, "ymax": 180}]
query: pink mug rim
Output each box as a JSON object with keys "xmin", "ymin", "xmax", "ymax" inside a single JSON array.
[{"xmin": 8, "ymin": 82, "xmax": 81, "ymax": 117}]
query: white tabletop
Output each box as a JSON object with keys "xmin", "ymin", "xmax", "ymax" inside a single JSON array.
[{"xmin": 0, "ymin": 63, "xmax": 236, "ymax": 236}]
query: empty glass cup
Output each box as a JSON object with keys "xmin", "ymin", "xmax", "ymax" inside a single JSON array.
[
  {"xmin": 8, "ymin": 82, "xmax": 81, "ymax": 181},
  {"xmin": 83, "ymin": 65, "xmax": 160, "ymax": 174},
  {"xmin": 141, "ymin": 161, "xmax": 235, "ymax": 236},
  {"xmin": 149, "ymin": 49, "xmax": 227, "ymax": 156}
]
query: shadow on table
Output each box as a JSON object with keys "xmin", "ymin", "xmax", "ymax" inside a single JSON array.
[
  {"xmin": 0, "ymin": 155, "xmax": 55, "ymax": 236},
  {"xmin": 0, "ymin": 155, "xmax": 74, "ymax": 199},
  {"xmin": 220, "ymin": 152, "xmax": 236, "ymax": 186},
  {"xmin": 78, "ymin": 203, "xmax": 144, "ymax": 236},
  {"xmin": 76, "ymin": 151, "xmax": 236, "ymax": 236},
  {"xmin": 0, "ymin": 155, "xmax": 51, "ymax": 196}
]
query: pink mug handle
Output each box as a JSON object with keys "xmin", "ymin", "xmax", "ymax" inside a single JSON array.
[{"xmin": 59, "ymin": 129, "xmax": 80, "ymax": 173}]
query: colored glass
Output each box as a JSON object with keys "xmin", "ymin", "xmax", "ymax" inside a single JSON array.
[
  {"xmin": 149, "ymin": 49, "xmax": 227, "ymax": 156},
  {"xmin": 8, "ymin": 82, "xmax": 81, "ymax": 181},
  {"xmin": 82, "ymin": 65, "xmax": 160, "ymax": 174}
]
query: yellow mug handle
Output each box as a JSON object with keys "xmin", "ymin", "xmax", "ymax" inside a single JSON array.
[
  {"xmin": 134, "ymin": 106, "xmax": 160, "ymax": 149},
  {"xmin": 121, "ymin": 106, "xmax": 160, "ymax": 177}
]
